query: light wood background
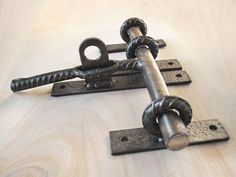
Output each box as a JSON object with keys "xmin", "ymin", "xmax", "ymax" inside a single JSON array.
[{"xmin": 0, "ymin": 0, "xmax": 236, "ymax": 176}]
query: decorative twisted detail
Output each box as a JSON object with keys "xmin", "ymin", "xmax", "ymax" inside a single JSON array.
[
  {"xmin": 11, "ymin": 59, "xmax": 140, "ymax": 92},
  {"xmin": 142, "ymin": 96, "xmax": 192, "ymax": 135},
  {"xmin": 126, "ymin": 36, "xmax": 159, "ymax": 59},
  {"xmin": 11, "ymin": 68, "xmax": 77, "ymax": 92},
  {"xmin": 74, "ymin": 58, "xmax": 140, "ymax": 80},
  {"xmin": 120, "ymin": 17, "xmax": 147, "ymax": 43}
]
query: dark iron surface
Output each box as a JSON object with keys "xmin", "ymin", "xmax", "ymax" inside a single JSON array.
[
  {"xmin": 106, "ymin": 39, "xmax": 166, "ymax": 53},
  {"xmin": 79, "ymin": 38, "xmax": 111, "ymax": 70},
  {"xmin": 10, "ymin": 17, "xmax": 229, "ymax": 155},
  {"xmin": 109, "ymin": 119, "xmax": 229, "ymax": 155},
  {"xmin": 126, "ymin": 36, "xmax": 159, "ymax": 59},
  {"xmin": 113, "ymin": 59, "xmax": 182, "ymax": 76},
  {"xmin": 122, "ymin": 18, "xmax": 191, "ymax": 150},
  {"xmin": 11, "ymin": 58, "xmax": 185, "ymax": 93},
  {"xmin": 51, "ymin": 70, "xmax": 191, "ymax": 96},
  {"xmin": 142, "ymin": 96, "xmax": 192, "ymax": 135},
  {"xmin": 11, "ymin": 58, "xmax": 139, "ymax": 92}
]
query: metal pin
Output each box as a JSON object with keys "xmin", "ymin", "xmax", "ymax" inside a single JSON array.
[{"xmin": 127, "ymin": 27, "xmax": 189, "ymax": 150}]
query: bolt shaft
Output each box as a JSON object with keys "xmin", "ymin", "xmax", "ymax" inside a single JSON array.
[{"xmin": 127, "ymin": 27, "xmax": 189, "ymax": 150}]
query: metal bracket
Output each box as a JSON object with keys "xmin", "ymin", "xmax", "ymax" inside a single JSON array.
[
  {"xmin": 51, "ymin": 59, "xmax": 191, "ymax": 96},
  {"xmin": 79, "ymin": 38, "xmax": 114, "ymax": 90},
  {"xmin": 106, "ymin": 39, "xmax": 166, "ymax": 53},
  {"xmin": 113, "ymin": 58, "xmax": 182, "ymax": 76},
  {"xmin": 109, "ymin": 119, "xmax": 229, "ymax": 155}
]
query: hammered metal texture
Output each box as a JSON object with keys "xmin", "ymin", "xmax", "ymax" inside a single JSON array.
[
  {"xmin": 51, "ymin": 70, "xmax": 191, "ymax": 96},
  {"xmin": 113, "ymin": 59, "xmax": 182, "ymax": 76},
  {"xmin": 188, "ymin": 120, "xmax": 229, "ymax": 144},
  {"xmin": 109, "ymin": 119, "xmax": 229, "ymax": 155}
]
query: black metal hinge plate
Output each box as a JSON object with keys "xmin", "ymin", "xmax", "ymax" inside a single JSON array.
[
  {"xmin": 51, "ymin": 70, "xmax": 191, "ymax": 96},
  {"xmin": 106, "ymin": 39, "xmax": 166, "ymax": 53},
  {"xmin": 51, "ymin": 59, "xmax": 191, "ymax": 97},
  {"xmin": 113, "ymin": 59, "xmax": 182, "ymax": 76},
  {"xmin": 109, "ymin": 119, "xmax": 229, "ymax": 155}
]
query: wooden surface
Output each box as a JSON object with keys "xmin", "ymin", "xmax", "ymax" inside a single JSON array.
[{"xmin": 0, "ymin": 0, "xmax": 236, "ymax": 176}]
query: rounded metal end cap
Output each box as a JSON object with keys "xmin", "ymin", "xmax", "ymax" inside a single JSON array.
[
  {"xmin": 165, "ymin": 132, "xmax": 189, "ymax": 151},
  {"xmin": 158, "ymin": 111, "xmax": 190, "ymax": 151}
]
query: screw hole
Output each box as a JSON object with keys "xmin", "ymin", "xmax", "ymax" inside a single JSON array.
[
  {"xmin": 121, "ymin": 136, "xmax": 128, "ymax": 142},
  {"xmin": 168, "ymin": 62, "xmax": 174, "ymax": 65},
  {"xmin": 176, "ymin": 73, "xmax": 182, "ymax": 77},
  {"xmin": 209, "ymin": 125, "xmax": 217, "ymax": 131},
  {"xmin": 60, "ymin": 85, "xmax": 65, "ymax": 89},
  {"xmin": 84, "ymin": 46, "xmax": 101, "ymax": 60}
]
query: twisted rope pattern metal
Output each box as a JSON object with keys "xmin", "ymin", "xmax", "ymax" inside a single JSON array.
[
  {"xmin": 142, "ymin": 96, "xmax": 192, "ymax": 135},
  {"xmin": 11, "ymin": 58, "xmax": 140, "ymax": 92},
  {"xmin": 11, "ymin": 68, "xmax": 77, "ymax": 92},
  {"xmin": 120, "ymin": 17, "xmax": 147, "ymax": 43},
  {"xmin": 126, "ymin": 36, "xmax": 159, "ymax": 59}
]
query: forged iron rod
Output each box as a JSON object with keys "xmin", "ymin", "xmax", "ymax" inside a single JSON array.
[
  {"xmin": 10, "ymin": 59, "xmax": 139, "ymax": 92},
  {"xmin": 127, "ymin": 27, "xmax": 189, "ymax": 150}
]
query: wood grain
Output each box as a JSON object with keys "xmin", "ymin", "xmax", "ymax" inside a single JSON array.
[{"xmin": 0, "ymin": 0, "xmax": 236, "ymax": 176}]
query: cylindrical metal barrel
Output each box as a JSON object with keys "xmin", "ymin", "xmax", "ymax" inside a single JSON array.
[{"xmin": 127, "ymin": 27, "xmax": 189, "ymax": 151}]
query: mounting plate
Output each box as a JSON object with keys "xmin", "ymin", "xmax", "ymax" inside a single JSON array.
[
  {"xmin": 51, "ymin": 59, "xmax": 191, "ymax": 97},
  {"xmin": 109, "ymin": 119, "xmax": 229, "ymax": 155},
  {"xmin": 113, "ymin": 59, "xmax": 182, "ymax": 76},
  {"xmin": 106, "ymin": 39, "xmax": 166, "ymax": 53},
  {"xmin": 51, "ymin": 70, "xmax": 191, "ymax": 96}
]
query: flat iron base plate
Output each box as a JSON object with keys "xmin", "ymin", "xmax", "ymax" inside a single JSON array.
[
  {"xmin": 109, "ymin": 119, "xmax": 229, "ymax": 155},
  {"xmin": 51, "ymin": 70, "xmax": 191, "ymax": 96}
]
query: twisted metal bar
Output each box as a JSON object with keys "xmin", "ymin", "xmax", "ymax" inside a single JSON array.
[
  {"xmin": 11, "ymin": 58, "xmax": 140, "ymax": 92},
  {"xmin": 142, "ymin": 96, "xmax": 192, "ymax": 135},
  {"xmin": 126, "ymin": 36, "xmax": 159, "ymax": 59},
  {"xmin": 11, "ymin": 68, "xmax": 77, "ymax": 92}
]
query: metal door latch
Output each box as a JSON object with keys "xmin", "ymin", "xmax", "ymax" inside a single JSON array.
[
  {"xmin": 10, "ymin": 38, "xmax": 190, "ymax": 95},
  {"xmin": 110, "ymin": 119, "xmax": 229, "ymax": 155},
  {"xmin": 10, "ymin": 18, "xmax": 229, "ymax": 155}
]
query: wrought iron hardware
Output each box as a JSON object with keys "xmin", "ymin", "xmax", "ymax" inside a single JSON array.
[
  {"xmin": 51, "ymin": 61, "xmax": 191, "ymax": 96},
  {"xmin": 10, "ymin": 38, "xmax": 187, "ymax": 94},
  {"xmin": 10, "ymin": 17, "xmax": 229, "ymax": 155},
  {"xmin": 110, "ymin": 119, "xmax": 229, "ymax": 155},
  {"xmin": 106, "ymin": 39, "xmax": 166, "ymax": 53}
]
